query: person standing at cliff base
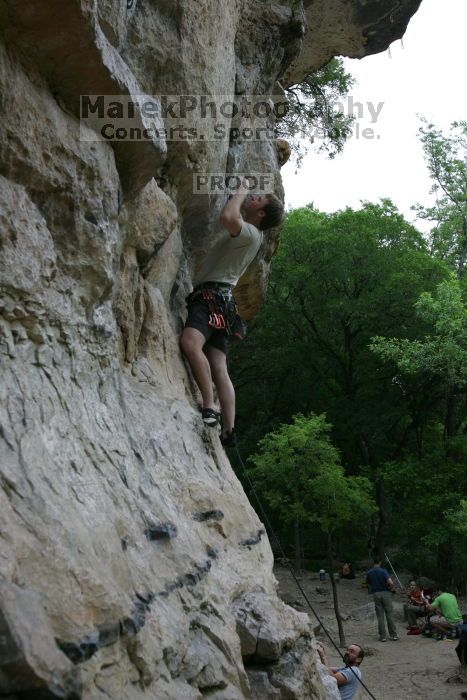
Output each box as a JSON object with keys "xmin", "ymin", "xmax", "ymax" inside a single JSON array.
[
  {"xmin": 366, "ymin": 558, "xmax": 399, "ymax": 642},
  {"xmin": 180, "ymin": 184, "xmax": 284, "ymax": 446}
]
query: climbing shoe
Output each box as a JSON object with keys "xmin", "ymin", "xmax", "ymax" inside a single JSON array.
[
  {"xmin": 202, "ymin": 408, "xmax": 220, "ymax": 427},
  {"xmin": 221, "ymin": 429, "xmax": 236, "ymax": 448}
]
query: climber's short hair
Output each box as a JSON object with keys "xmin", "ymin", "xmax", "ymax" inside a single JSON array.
[{"xmin": 259, "ymin": 194, "xmax": 284, "ymax": 231}]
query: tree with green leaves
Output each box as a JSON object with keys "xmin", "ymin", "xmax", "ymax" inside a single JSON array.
[
  {"xmin": 371, "ymin": 275, "xmax": 467, "ymax": 439},
  {"xmin": 447, "ymin": 500, "xmax": 467, "ymax": 537},
  {"xmin": 372, "ymin": 276, "xmax": 466, "ymax": 387},
  {"xmin": 248, "ymin": 413, "xmax": 376, "ymax": 645},
  {"xmin": 410, "ymin": 119, "xmax": 467, "ymax": 477},
  {"xmin": 377, "ymin": 426, "xmax": 467, "ymax": 589},
  {"xmin": 277, "ymin": 58, "xmax": 355, "ymax": 165},
  {"xmin": 233, "ymin": 201, "xmax": 449, "ymax": 556},
  {"xmin": 413, "ymin": 119, "xmax": 467, "ymax": 278},
  {"xmin": 370, "ymin": 274, "xmax": 467, "ymax": 585}
]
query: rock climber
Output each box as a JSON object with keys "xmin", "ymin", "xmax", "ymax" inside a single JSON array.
[{"xmin": 180, "ymin": 181, "xmax": 284, "ymax": 446}]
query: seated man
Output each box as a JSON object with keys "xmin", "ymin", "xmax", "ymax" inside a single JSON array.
[
  {"xmin": 317, "ymin": 643, "xmax": 364, "ymax": 700},
  {"xmin": 404, "ymin": 580, "xmax": 426, "ymax": 634},
  {"xmin": 428, "ymin": 587, "xmax": 463, "ymax": 640},
  {"xmin": 341, "ymin": 561, "xmax": 355, "ymax": 579}
]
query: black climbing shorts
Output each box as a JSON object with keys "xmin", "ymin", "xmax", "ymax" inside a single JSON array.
[{"xmin": 184, "ymin": 300, "xmax": 229, "ymax": 354}]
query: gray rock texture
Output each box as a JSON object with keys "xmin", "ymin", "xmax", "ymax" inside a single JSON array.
[{"xmin": 0, "ymin": 1, "xmax": 422, "ymax": 697}]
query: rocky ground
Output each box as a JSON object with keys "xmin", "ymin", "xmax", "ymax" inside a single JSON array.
[{"xmin": 275, "ymin": 566, "xmax": 467, "ymax": 700}]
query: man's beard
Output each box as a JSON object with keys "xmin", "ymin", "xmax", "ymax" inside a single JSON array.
[{"xmin": 343, "ymin": 653, "xmax": 350, "ymax": 665}]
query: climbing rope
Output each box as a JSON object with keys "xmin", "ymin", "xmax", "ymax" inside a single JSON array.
[{"xmin": 233, "ymin": 443, "xmax": 378, "ymax": 700}]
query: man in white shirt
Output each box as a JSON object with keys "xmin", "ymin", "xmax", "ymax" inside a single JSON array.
[{"xmin": 180, "ymin": 184, "xmax": 283, "ymax": 445}]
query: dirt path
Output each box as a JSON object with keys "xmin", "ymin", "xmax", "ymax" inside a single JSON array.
[{"xmin": 274, "ymin": 567, "xmax": 466, "ymax": 700}]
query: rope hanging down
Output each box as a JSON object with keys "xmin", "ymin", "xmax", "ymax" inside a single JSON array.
[{"xmin": 233, "ymin": 443, "xmax": 378, "ymax": 700}]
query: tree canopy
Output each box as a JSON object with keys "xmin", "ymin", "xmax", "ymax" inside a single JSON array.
[
  {"xmin": 232, "ymin": 119, "xmax": 467, "ymax": 587},
  {"xmin": 232, "ymin": 199, "xmax": 467, "ymax": 585},
  {"xmin": 413, "ymin": 119, "xmax": 467, "ymax": 277},
  {"xmin": 249, "ymin": 413, "xmax": 375, "ymax": 534},
  {"xmin": 277, "ymin": 58, "xmax": 355, "ymax": 164}
]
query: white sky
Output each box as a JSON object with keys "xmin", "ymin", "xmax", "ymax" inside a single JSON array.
[{"xmin": 281, "ymin": 0, "xmax": 467, "ymax": 231}]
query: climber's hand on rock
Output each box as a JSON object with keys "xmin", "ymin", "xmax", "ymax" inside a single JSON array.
[
  {"xmin": 316, "ymin": 644, "xmax": 326, "ymax": 663},
  {"xmin": 238, "ymin": 176, "xmax": 252, "ymax": 195}
]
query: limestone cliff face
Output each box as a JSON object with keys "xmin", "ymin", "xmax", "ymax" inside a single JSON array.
[{"xmin": 0, "ymin": 1, "xmax": 420, "ymax": 698}]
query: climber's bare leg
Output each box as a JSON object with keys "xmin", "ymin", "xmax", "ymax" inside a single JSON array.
[
  {"xmin": 204, "ymin": 345, "xmax": 235, "ymax": 434},
  {"xmin": 180, "ymin": 327, "xmax": 216, "ymax": 411}
]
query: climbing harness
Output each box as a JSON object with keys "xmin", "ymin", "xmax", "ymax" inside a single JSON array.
[
  {"xmin": 187, "ymin": 286, "xmax": 247, "ymax": 340},
  {"xmin": 202, "ymin": 288, "xmax": 233, "ymax": 331},
  {"xmin": 232, "ymin": 442, "xmax": 378, "ymax": 700}
]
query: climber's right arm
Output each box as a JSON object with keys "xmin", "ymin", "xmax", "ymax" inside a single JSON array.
[{"xmin": 220, "ymin": 187, "xmax": 248, "ymax": 237}]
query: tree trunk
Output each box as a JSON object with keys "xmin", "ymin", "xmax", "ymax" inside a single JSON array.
[
  {"xmin": 444, "ymin": 388, "xmax": 458, "ymax": 440},
  {"xmin": 294, "ymin": 516, "xmax": 301, "ymax": 572},
  {"xmin": 327, "ymin": 532, "xmax": 346, "ymax": 648},
  {"xmin": 456, "ymin": 218, "xmax": 467, "ymax": 280},
  {"xmin": 437, "ymin": 541, "xmax": 454, "ymax": 588},
  {"xmin": 359, "ymin": 434, "xmax": 386, "ymax": 560},
  {"xmin": 374, "ymin": 477, "xmax": 388, "ymax": 560}
]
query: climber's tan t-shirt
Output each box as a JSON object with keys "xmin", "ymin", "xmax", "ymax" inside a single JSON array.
[{"xmin": 195, "ymin": 222, "xmax": 262, "ymax": 287}]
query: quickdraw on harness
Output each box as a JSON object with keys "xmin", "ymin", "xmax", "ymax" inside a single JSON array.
[
  {"xmin": 188, "ymin": 287, "xmax": 246, "ymax": 340},
  {"xmin": 201, "ymin": 288, "xmax": 236, "ymax": 333}
]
